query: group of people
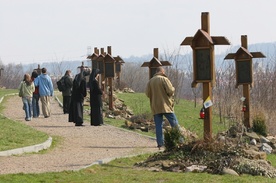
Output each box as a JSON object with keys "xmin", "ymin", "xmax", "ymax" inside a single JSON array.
[
  {"xmin": 19, "ymin": 65, "xmax": 179, "ymax": 149},
  {"xmin": 67, "ymin": 67, "xmax": 104, "ymax": 126},
  {"xmin": 18, "ymin": 67, "xmax": 104, "ymax": 127},
  {"xmin": 18, "ymin": 68, "xmax": 54, "ymax": 121}
]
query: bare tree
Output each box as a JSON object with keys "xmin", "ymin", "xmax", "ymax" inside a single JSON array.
[{"xmin": 0, "ymin": 63, "xmax": 24, "ymax": 89}]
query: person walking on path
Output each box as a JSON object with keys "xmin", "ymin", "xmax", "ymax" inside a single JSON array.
[
  {"xmin": 31, "ymin": 70, "xmax": 40, "ymax": 118},
  {"xmin": 18, "ymin": 73, "xmax": 35, "ymax": 121},
  {"xmin": 61, "ymin": 70, "xmax": 73, "ymax": 114},
  {"xmin": 145, "ymin": 66, "xmax": 179, "ymax": 149},
  {"xmin": 69, "ymin": 67, "xmax": 90, "ymax": 126},
  {"xmin": 89, "ymin": 68, "xmax": 104, "ymax": 126},
  {"xmin": 34, "ymin": 67, "xmax": 54, "ymax": 118}
]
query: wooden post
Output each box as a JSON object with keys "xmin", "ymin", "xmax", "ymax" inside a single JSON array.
[
  {"xmin": 115, "ymin": 56, "xmax": 124, "ymax": 90},
  {"xmin": 243, "ymin": 84, "xmax": 250, "ymax": 127},
  {"xmin": 241, "ymin": 36, "xmax": 250, "ymax": 128},
  {"xmin": 100, "ymin": 48, "xmax": 106, "ymax": 100},
  {"xmin": 202, "ymin": 13, "xmax": 212, "ymax": 140},
  {"xmin": 107, "ymin": 46, "xmax": 114, "ymax": 110},
  {"xmin": 203, "ymin": 82, "xmax": 212, "ymax": 140},
  {"xmin": 181, "ymin": 12, "xmax": 230, "ymax": 141}
]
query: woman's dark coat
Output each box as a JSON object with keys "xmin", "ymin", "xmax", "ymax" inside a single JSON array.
[
  {"xmin": 69, "ymin": 72, "xmax": 87, "ymax": 126},
  {"xmin": 89, "ymin": 69, "xmax": 103, "ymax": 126}
]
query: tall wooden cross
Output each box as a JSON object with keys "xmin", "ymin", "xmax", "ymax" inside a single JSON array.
[
  {"xmin": 224, "ymin": 35, "xmax": 266, "ymax": 128},
  {"xmin": 181, "ymin": 12, "xmax": 230, "ymax": 140}
]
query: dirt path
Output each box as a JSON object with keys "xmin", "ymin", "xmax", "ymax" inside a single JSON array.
[{"xmin": 0, "ymin": 95, "xmax": 158, "ymax": 174}]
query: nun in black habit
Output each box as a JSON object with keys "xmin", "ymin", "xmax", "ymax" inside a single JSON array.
[
  {"xmin": 68, "ymin": 69, "xmax": 89, "ymax": 126},
  {"xmin": 89, "ymin": 68, "xmax": 103, "ymax": 126}
]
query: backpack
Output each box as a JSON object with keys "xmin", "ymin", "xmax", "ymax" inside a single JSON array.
[{"xmin": 57, "ymin": 77, "xmax": 67, "ymax": 92}]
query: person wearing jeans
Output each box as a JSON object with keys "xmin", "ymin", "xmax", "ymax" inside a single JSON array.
[
  {"xmin": 34, "ymin": 68, "xmax": 54, "ymax": 118},
  {"xmin": 22, "ymin": 96, "xmax": 33, "ymax": 121},
  {"xmin": 31, "ymin": 71, "xmax": 40, "ymax": 118},
  {"xmin": 18, "ymin": 73, "xmax": 35, "ymax": 121},
  {"xmin": 145, "ymin": 66, "xmax": 179, "ymax": 149},
  {"xmin": 153, "ymin": 113, "xmax": 178, "ymax": 147}
]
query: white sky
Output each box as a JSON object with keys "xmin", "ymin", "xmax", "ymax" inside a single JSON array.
[{"xmin": 0, "ymin": 0, "xmax": 276, "ymax": 64}]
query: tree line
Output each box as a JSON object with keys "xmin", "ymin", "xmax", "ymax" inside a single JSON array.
[{"xmin": 1, "ymin": 49, "xmax": 276, "ymax": 135}]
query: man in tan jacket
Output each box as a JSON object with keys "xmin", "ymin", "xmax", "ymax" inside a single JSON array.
[{"xmin": 146, "ymin": 66, "xmax": 179, "ymax": 149}]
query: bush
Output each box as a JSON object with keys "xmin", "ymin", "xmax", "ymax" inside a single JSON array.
[
  {"xmin": 164, "ymin": 127, "xmax": 184, "ymax": 151},
  {"xmin": 252, "ymin": 115, "xmax": 267, "ymax": 137}
]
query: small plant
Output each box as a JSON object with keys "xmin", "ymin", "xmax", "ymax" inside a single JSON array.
[
  {"xmin": 252, "ymin": 114, "xmax": 267, "ymax": 137},
  {"xmin": 164, "ymin": 127, "xmax": 184, "ymax": 151}
]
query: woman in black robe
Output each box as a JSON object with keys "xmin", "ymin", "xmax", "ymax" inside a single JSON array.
[
  {"xmin": 89, "ymin": 68, "xmax": 103, "ymax": 126},
  {"xmin": 69, "ymin": 69, "xmax": 88, "ymax": 126}
]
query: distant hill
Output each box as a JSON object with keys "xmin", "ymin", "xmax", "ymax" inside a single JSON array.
[{"xmin": 21, "ymin": 42, "xmax": 276, "ymax": 76}]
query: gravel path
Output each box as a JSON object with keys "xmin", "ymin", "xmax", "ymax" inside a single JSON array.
[{"xmin": 0, "ymin": 95, "xmax": 159, "ymax": 175}]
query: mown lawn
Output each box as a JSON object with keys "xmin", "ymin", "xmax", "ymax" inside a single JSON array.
[
  {"xmin": 1, "ymin": 154, "xmax": 276, "ymax": 183},
  {"xmin": 0, "ymin": 89, "xmax": 48, "ymax": 151},
  {"xmin": 1, "ymin": 89, "xmax": 276, "ymax": 182}
]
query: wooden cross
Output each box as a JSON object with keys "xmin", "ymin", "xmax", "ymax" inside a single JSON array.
[
  {"xmin": 105, "ymin": 46, "xmax": 116, "ymax": 110},
  {"xmin": 180, "ymin": 12, "xmax": 230, "ymax": 140},
  {"xmin": 224, "ymin": 35, "xmax": 266, "ymax": 128},
  {"xmin": 141, "ymin": 48, "xmax": 171, "ymax": 79}
]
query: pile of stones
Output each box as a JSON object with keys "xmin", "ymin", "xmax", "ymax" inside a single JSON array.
[{"xmin": 135, "ymin": 123, "xmax": 276, "ymax": 178}]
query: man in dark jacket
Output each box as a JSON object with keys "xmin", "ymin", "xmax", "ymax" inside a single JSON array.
[{"xmin": 62, "ymin": 70, "xmax": 73, "ymax": 114}]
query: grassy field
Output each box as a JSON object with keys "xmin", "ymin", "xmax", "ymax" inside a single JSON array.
[
  {"xmin": 1, "ymin": 154, "xmax": 276, "ymax": 183},
  {"xmin": 1, "ymin": 89, "xmax": 276, "ymax": 182},
  {"xmin": 0, "ymin": 89, "xmax": 48, "ymax": 151},
  {"xmin": 114, "ymin": 92, "xmax": 231, "ymax": 139}
]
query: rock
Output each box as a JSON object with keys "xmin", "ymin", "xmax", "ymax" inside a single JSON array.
[
  {"xmin": 260, "ymin": 143, "xmax": 273, "ymax": 154},
  {"xmin": 222, "ymin": 168, "xmax": 239, "ymax": 176},
  {"xmin": 148, "ymin": 167, "xmax": 161, "ymax": 172},
  {"xmin": 260, "ymin": 136, "xmax": 270, "ymax": 143},
  {"xmin": 162, "ymin": 161, "xmax": 174, "ymax": 169},
  {"xmin": 185, "ymin": 165, "xmax": 207, "ymax": 173},
  {"xmin": 245, "ymin": 132, "xmax": 260, "ymax": 141},
  {"xmin": 217, "ymin": 135, "xmax": 226, "ymax": 142},
  {"xmin": 250, "ymin": 139, "xmax": 257, "ymax": 145},
  {"xmin": 113, "ymin": 110, "xmax": 122, "ymax": 116},
  {"xmin": 244, "ymin": 149, "xmax": 267, "ymax": 160},
  {"xmin": 140, "ymin": 126, "xmax": 149, "ymax": 132},
  {"xmin": 124, "ymin": 120, "xmax": 132, "ymax": 127},
  {"xmin": 107, "ymin": 114, "xmax": 115, "ymax": 119}
]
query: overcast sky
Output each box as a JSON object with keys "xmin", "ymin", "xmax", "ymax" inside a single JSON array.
[{"xmin": 1, "ymin": 0, "xmax": 276, "ymax": 64}]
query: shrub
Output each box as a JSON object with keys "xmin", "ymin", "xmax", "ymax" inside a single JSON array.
[
  {"xmin": 164, "ymin": 127, "xmax": 184, "ymax": 151},
  {"xmin": 252, "ymin": 115, "xmax": 267, "ymax": 137}
]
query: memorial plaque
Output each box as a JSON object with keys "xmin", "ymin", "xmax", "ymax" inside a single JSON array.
[
  {"xmin": 195, "ymin": 49, "xmax": 211, "ymax": 81},
  {"xmin": 237, "ymin": 61, "xmax": 251, "ymax": 84},
  {"xmin": 92, "ymin": 60, "xmax": 98, "ymax": 70},
  {"xmin": 98, "ymin": 61, "xmax": 104, "ymax": 74},
  {"xmin": 116, "ymin": 63, "xmax": 121, "ymax": 73},
  {"xmin": 105, "ymin": 62, "xmax": 115, "ymax": 78},
  {"xmin": 150, "ymin": 68, "xmax": 157, "ymax": 78}
]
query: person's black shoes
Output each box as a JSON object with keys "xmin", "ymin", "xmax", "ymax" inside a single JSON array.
[{"xmin": 75, "ymin": 124, "xmax": 84, "ymax": 126}]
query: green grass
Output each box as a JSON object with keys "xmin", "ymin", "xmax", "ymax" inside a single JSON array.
[
  {"xmin": 0, "ymin": 154, "xmax": 275, "ymax": 183},
  {"xmin": 1, "ymin": 89, "xmax": 276, "ymax": 182},
  {"xmin": 116, "ymin": 92, "xmax": 230, "ymax": 139},
  {"xmin": 0, "ymin": 89, "xmax": 49, "ymax": 151}
]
